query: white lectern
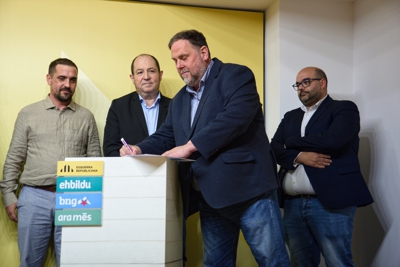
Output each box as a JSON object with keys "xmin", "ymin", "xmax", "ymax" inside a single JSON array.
[{"xmin": 60, "ymin": 156, "xmax": 183, "ymax": 267}]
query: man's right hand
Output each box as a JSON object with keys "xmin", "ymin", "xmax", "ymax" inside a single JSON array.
[
  {"xmin": 6, "ymin": 202, "xmax": 18, "ymax": 222},
  {"xmin": 296, "ymin": 152, "xmax": 332, "ymax": 169},
  {"xmin": 119, "ymin": 144, "xmax": 142, "ymax": 157}
]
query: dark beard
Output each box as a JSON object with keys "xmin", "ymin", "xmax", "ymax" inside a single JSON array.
[{"xmin": 54, "ymin": 87, "xmax": 73, "ymax": 102}]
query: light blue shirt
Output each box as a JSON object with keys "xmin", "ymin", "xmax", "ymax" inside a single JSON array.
[
  {"xmin": 186, "ymin": 60, "xmax": 214, "ymax": 126},
  {"xmin": 138, "ymin": 93, "xmax": 161, "ymax": 135},
  {"xmin": 186, "ymin": 60, "xmax": 214, "ymax": 190}
]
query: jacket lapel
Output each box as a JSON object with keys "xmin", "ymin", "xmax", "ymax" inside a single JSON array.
[
  {"xmin": 189, "ymin": 58, "xmax": 221, "ymax": 136},
  {"xmin": 293, "ymin": 109, "xmax": 305, "ymax": 135},
  {"xmin": 181, "ymin": 90, "xmax": 193, "ymax": 138},
  {"xmin": 131, "ymin": 92, "xmax": 149, "ymax": 136},
  {"xmin": 305, "ymin": 95, "xmax": 332, "ymax": 135},
  {"xmin": 156, "ymin": 94, "xmax": 169, "ymax": 128}
]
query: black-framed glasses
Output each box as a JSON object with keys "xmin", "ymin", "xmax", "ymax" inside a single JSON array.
[{"xmin": 292, "ymin": 78, "xmax": 322, "ymax": 91}]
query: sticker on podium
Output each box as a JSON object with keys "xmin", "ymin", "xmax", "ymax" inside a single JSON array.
[
  {"xmin": 55, "ymin": 209, "xmax": 102, "ymax": 226},
  {"xmin": 56, "ymin": 193, "xmax": 102, "ymax": 209},
  {"xmin": 57, "ymin": 161, "xmax": 104, "ymax": 176},
  {"xmin": 56, "ymin": 177, "xmax": 103, "ymax": 192}
]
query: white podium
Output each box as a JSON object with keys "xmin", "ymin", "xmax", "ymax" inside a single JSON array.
[{"xmin": 60, "ymin": 156, "xmax": 183, "ymax": 267}]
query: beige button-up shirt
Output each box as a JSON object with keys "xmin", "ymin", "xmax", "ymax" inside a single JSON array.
[{"xmin": 0, "ymin": 96, "xmax": 101, "ymax": 207}]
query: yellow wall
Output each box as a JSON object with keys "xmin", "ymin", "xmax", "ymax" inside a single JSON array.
[
  {"xmin": 265, "ymin": 0, "xmax": 281, "ymax": 138},
  {"xmin": 0, "ymin": 0, "xmax": 263, "ymax": 266}
]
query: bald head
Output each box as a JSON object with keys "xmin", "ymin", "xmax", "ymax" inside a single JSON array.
[
  {"xmin": 299, "ymin": 67, "xmax": 328, "ymax": 85},
  {"xmin": 129, "ymin": 54, "xmax": 163, "ymax": 99},
  {"xmin": 296, "ymin": 67, "xmax": 328, "ymax": 108}
]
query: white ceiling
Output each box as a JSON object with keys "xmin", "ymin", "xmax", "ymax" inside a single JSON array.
[
  {"xmin": 134, "ymin": 0, "xmax": 276, "ymax": 11},
  {"xmin": 134, "ymin": 0, "xmax": 354, "ymax": 11}
]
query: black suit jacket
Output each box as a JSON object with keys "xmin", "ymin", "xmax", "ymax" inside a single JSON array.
[
  {"xmin": 137, "ymin": 58, "xmax": 279, "ymax": 216},
  {"xmin": 103, "ymin": 91, "xmax": 171, "ymax": 157},
  {"xmin": 271, "ymin": 95, "xmax": 373, "ymax": 209}
]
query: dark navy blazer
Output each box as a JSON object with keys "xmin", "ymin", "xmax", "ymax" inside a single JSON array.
[
  {"xmin": 103, "ymin": 91, "xmax": 171, "ymax": 157},
  {"xmin": 137, "ymin": 58, "xmax": 279, "ymax": 215},
  {"xmin": 271, "ymin": 95, "xmax": 373, "ymax": 209}
]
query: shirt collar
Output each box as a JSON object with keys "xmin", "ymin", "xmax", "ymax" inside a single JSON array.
[
  {"xmin": 301, "ymin": 94, "xmax": 328, "ymax": 112},
  {"xmin": 138, "ymin": 92, "xmax": 161, "ymax": 108},
  {"xmin": 44, "ymin": 94, "xmax": 76, "ymax": 111},
  {"xmin": 186, "ymin": 59, "xmax": 214, "ymax": 95}
]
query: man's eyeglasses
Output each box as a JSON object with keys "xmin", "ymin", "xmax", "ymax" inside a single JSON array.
[{"xmin": 292, "ymin": 78, "xmax": 322, "ymax": 91}]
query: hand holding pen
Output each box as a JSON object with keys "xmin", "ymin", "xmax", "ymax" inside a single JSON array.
[
  {"xmin": 120, "ymin": 138, "xmax": 143, "ymax": 156},
  {"xmin": 121, "ymin": 137, "xmax": 134, "ymax": 155}
]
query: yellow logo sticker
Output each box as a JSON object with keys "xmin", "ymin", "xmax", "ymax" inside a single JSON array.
[{"xmin": 57, "ymin": 161, "xmax": 104, "ymax": 176}]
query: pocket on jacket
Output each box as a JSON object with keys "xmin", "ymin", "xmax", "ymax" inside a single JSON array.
[
  {"xmin": 221, "ymin": 151, "xmax": 254, "ymax": 163},
  {"xmin": 336, "ymin": 164, "xmax": 360, "ymax": 174}
]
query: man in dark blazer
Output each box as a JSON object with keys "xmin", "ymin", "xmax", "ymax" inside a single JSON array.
[
  {"xmin": 120, "ymin": 30, "xmax": 290, "ymax": 267},
  {"xmin": 271, "ymin": 67, "xmax": 374, "ymax": 267},
  {"xmin": 103, "ymin": 54, "xmax": 171, "ymax": 156}
]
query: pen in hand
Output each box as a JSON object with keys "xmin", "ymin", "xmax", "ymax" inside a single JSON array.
[{"xmin": 121, "ymin": 138, "xmax": 134, "ymax": 154}]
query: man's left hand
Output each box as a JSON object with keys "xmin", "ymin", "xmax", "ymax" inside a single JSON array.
[{"xmin": 162, "ymin": 140, "xmax": 197, "ymax": 158}]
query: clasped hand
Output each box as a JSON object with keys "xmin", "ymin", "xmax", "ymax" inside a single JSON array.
[{"xmin": 296, "ymin": 152, "xmax": 332, "ymax": 168}]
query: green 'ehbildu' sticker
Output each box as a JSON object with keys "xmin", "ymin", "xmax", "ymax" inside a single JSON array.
[{"xmin": 56, "ymin": 177, "xmax": 103, "ymax": 192}]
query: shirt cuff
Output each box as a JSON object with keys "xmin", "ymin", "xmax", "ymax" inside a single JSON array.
[{"xmin": 293, "ymin": 152, "xmax": 303, "ymax": 167}]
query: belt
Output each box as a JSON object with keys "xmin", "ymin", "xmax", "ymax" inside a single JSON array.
[
  {"xmin": 285, "ymin": 194, "xmax": 317, "ymax": 199},
  {"xmin": 27, "ymin": 185, "xmax": 57, "ymax": 193}
]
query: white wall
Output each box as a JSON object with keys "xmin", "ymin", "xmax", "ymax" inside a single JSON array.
[
  {"xmin": 279, "ymin": 0, "xmax": 354, "ymax": 116},
  {"xmin": 266, "ymin": 0, "xmax": 400, "ymax": 266},
  {"xmin": 265, "ymin": 0, "xmax": 281, "ymax": 137},
  {"xmin": 353, "ymin": 0, "xmax": 400, "ymax": 266}
]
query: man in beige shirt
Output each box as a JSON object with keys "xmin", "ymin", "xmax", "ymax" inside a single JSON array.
[{"xmin": 0, "ymin": 58, "xmax": 101, "ymax": 267}]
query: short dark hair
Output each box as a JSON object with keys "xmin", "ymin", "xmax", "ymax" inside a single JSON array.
[
  {"xmin": 168, "ymin": 29, "xmax": 210, "ymax": 56},
  {"xmin": 314, "ymin": 68, "xmax": 328, "ymax": 85},
  {"xmin": 48, "ymin": 58, "xmax": 78, "ymax": 77},
  {"xmin": 131, "ymin": 54, "xmax": 160, "ymax": 75}
]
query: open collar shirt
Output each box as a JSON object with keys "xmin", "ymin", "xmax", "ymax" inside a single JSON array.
[
  {"xmin": 186, "ymin": 60, "xmax": 214, "ymax": 126},
  {"xmin": 283, "ymin": 95, "xmax": 328, "ymax": 196},
  {"xmin": 138, "ymin": 92, "xmax": 161, "ymax": 135},
  {"xmin": 0, "ymin": 95, "xmax": 101, "ymax": 207}
]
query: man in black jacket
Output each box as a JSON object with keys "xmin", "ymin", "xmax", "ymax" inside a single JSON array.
[
  {"xmin": 103, "ymin": 54, "xmax": 171, "ymax": 156},
  {"xmin": 271, "ymin": 66, "xmax": 373, "ymax": 267}
]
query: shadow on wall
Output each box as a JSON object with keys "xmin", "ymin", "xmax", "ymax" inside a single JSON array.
[{"xmin": 353, "ymin": 134, "xmax": 384, "ymax": 267}]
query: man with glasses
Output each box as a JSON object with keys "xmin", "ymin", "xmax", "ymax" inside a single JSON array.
[{"xmin": 271, "ymin": 67, "xmax": 373, "ymax": 267}]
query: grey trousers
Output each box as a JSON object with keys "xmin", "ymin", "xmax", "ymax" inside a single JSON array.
[{"xmin": 17, "ymin": 185, "xmax": 61, "ymax": 267}]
